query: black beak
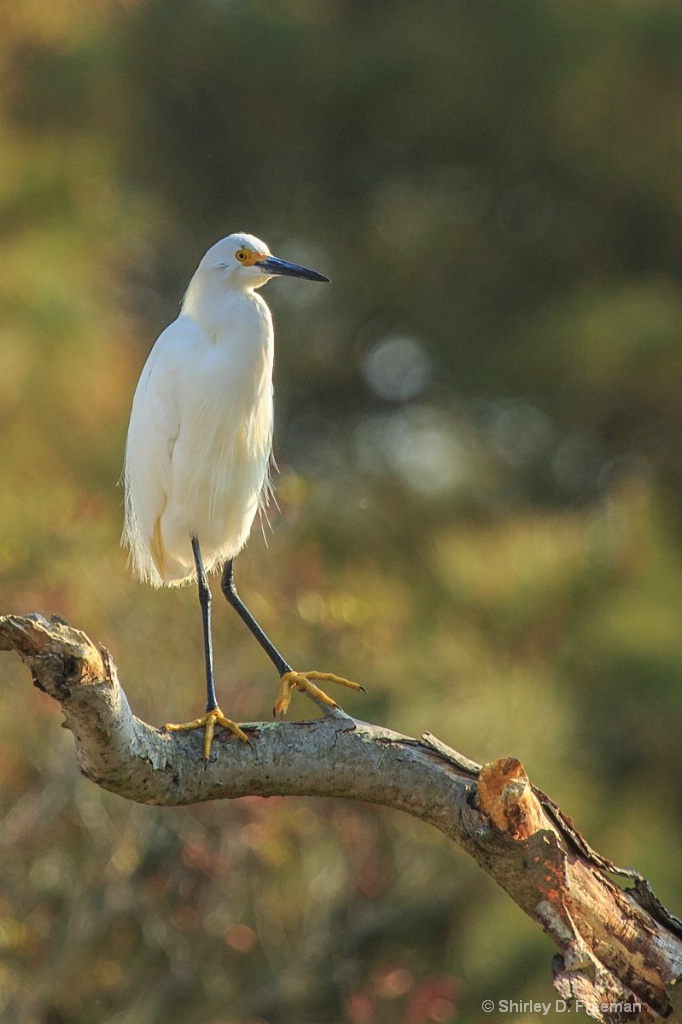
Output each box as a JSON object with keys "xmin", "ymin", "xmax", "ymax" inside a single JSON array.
[{"xmin": 256, "ymin": 255, "xmax": 330, "ymax": 283}]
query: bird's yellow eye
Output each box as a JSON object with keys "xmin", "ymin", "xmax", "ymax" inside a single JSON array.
[
  {"xmin": 235, "ymin": 247, "xmax": 265, "ymax": 267},
  {"xmin": 235, "ymin": 245, "xmax": 264, "ymax": 266}
]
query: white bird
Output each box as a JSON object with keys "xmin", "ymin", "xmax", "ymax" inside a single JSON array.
[{"xmin": 123, "ymin": 232, "xmax": 362, "ymax": 757}]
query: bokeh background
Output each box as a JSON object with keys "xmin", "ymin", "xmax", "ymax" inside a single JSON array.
[{"xmin": 1, "ymin": 2, "xmax": 682, "ymax": 1022}]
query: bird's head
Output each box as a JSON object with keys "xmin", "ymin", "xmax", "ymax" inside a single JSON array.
[{"xmin": 198, "ymin": 232, "xmax": 330, "ymax": 291}]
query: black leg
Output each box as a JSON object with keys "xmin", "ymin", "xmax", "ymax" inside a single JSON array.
[
  {"xmin": 220, "ymin": 558, "xmax": 292, "ymax": 677},
  {"xmin": 192, "ymin": 536, "xmax": 219, "ymax": 712}
]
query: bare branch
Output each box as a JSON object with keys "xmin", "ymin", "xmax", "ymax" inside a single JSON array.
[{"xmin": 2, "ymin": 612, "xmax": 681, "ymax": 1023}]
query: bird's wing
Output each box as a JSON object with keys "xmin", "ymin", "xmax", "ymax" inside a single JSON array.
[{"xmin": 122, "ymin": 316, "xmax": 205, "ymax": 585}]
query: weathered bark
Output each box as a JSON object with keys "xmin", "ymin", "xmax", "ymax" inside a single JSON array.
[{"xmin": 2, "ymin": 612, "xmax": 681, "ymax": 1023}]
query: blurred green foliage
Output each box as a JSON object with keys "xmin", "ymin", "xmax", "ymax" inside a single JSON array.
[{"xmin": 1, "ymin": 1, "xmax": 682, "ymax": 1021}]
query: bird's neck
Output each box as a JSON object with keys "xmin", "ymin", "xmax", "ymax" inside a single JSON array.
[{"xmin": 181, "ymin": 277, "xmax": 268, "ymax": 343}]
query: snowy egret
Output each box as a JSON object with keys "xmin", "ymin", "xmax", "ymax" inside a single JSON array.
[{"xmin": 123, "ymin": 232, "xmax": 362, "ymax": 757}]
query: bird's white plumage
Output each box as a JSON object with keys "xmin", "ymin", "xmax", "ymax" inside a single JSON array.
[
  {"xmin": 123, "ymin": 233, "xmax": 276, "ymax": 587},
  {"xmin": 121, "ymin": 231, "xmax": 359, "ymax": 748}
]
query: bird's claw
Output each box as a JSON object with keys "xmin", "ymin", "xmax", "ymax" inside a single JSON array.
[
  {"xmin": 164, "ymin": 707, "xmax": 249, "ymax": 759},
  {"xmin": 275, "ymin": 670, "xmax": 366, "ymax": 718}
]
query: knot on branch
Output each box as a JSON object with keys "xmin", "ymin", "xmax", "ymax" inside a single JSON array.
[{"xmin": 477, "ymin": 757, "xmax": 546, "ymax": 839}]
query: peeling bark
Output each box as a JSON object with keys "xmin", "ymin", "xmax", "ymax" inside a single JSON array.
[{"xmin": 1, "ymin": 612, "xmax": 681, "ymax": 1023}]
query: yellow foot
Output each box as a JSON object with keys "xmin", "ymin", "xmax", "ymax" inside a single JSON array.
[
  {"xmin": 275, "ymin": 670, "xmax": 365, "ymax": 718},
  {"xmin": 164, "ymin": 707, "xmax": 249, "ymax": 759}
]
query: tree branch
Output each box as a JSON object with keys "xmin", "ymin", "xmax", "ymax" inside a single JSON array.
[{"xmin": 2, "ymin": 612, "xmax": 681, "ymax": 1023}]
